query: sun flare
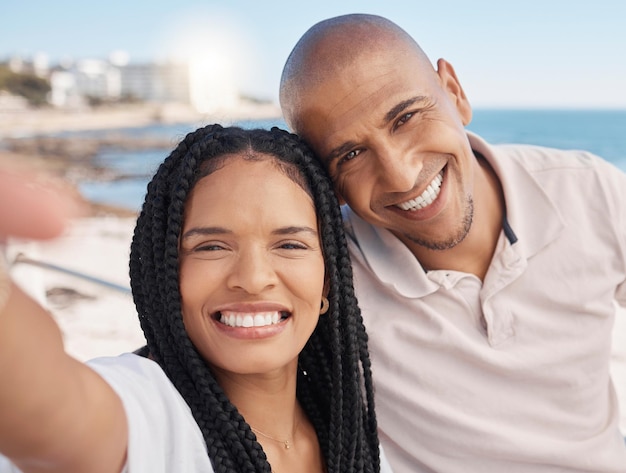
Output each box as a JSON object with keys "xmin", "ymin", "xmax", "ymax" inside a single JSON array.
[{"xmin": 156, "ymin": 8, "xmax": 254, "ymax": 112}]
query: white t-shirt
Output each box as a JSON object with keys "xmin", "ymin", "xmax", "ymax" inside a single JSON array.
[
  {"xmin": 90, "ymin": 354, "xmax": 214, "ymax": 473},
  {"xmin": 0, "ymin": 354, "xmax": 213, "ymax": 473},
  {"xmin": 1, "ymin": 353, "xmax": 393, "ymax": 472}
]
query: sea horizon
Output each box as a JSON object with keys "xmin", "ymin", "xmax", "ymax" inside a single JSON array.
[{"xmin": 76, "ymin": 109, "xmax": 626, "ymax": 210}]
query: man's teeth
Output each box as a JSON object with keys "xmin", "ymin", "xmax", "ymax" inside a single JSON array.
[
  {"xmin": 397, "ymin": 171, "xmax": 443, "ymax": 211},
  {"xmin": 219, "ymin": 311, "xmax": 282, "ymax": 328}
]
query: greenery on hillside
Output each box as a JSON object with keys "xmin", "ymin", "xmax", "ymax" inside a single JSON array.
[{"xmin": 0, "ymin": 63, "xmax": 50, "ymax": 106}]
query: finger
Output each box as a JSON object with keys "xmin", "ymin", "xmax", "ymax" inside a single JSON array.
[{"xmin": 0, "ymin": 170, "xmax": 86, "ymax": 240}]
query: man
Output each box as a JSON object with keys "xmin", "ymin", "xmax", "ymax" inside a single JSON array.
[{"xmin": 280, "ymin": 13, "xmax": 626, "ymax": 473}]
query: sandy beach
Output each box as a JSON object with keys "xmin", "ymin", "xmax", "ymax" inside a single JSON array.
[
  {"xmin": 6, "ymin": 216, "xmax": 143, "ymax": 360},
  {"xmin": 1, "ymin": 104, "xmax": 625, "ymax": 435}
]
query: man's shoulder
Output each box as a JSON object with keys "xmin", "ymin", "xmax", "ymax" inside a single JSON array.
[
  {"xmin": 468, "ymin": 131, "xmax": 605, "ymax": 174},
  {"xmin": 492, "ymin": 141, "xmax": 602, "ymax": 173}
]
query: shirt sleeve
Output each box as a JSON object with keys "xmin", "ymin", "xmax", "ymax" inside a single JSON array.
[
  {"xmin": 601, "ymin": 159, "xmax": 626, "ymax": 307},
  {"xmin": 88, "ymin": 354, "xmax": 214, "ymax": 473},
  {"xmin": 0, "ymin": 455, "xmax": 22, "ymax": 473},
  {"xmin": 379, "ymin": 444, "xmax": 396, "ymax": 473}
]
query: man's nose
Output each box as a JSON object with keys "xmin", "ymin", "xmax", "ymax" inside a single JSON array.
[
  {"xmin": 374, "ymin": 145, "xmax": 422, "ymax": 193},
  {"xmin": 226, "ymin": 247, "xmax": 278, "ymax": 294}
]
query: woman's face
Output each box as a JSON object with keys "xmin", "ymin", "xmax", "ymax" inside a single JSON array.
[{"xmin": 179, "ymin": 154, "xmax": 326, "ymax": 377}]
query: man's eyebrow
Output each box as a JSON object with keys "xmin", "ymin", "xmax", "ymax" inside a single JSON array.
[
  {"xmin": 325, "ymin": 141, "xmax": 359, "ymax": 166},
  {"xmin": 381, "ymin": 96, "xmax": 426, "ymax": 127},
  {"xmin": 325, "ymin": 96, "xmax": 427, "ymax": 166},
  {"xmin": 181, "ymin": 226, "xmax": 231, "ymax": 240}
]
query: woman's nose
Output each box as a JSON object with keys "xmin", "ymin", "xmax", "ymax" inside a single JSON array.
[{"xmin": 226, "ymin": 247, "xmax": 278, "ymax": 294}]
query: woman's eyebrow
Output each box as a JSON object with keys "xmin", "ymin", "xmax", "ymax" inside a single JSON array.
[
  {"xmin": 181, "ymin": 226, "xmax": 318, "ymax": 239},
  {"xmin": 181, "ymin": 226, "xmax": 231, "ymax": 240},
  {"xmin": 272, "ymin": 226, "xmax": 318, "ymax": 236}
]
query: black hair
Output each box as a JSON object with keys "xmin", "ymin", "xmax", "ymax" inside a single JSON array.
[{"xmin": 129, "ymin": 124, "xmax": 380, "ymax": 473}]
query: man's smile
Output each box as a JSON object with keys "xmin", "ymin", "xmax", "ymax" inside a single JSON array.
[{"xmin": 395, "ymin": 168, "xmax": 444, "ymax": 211}]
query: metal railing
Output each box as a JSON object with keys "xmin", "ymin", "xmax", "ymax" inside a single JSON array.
[{"xmin": 11, "ymin": 253, "xmax": 131, "ymax": 295}]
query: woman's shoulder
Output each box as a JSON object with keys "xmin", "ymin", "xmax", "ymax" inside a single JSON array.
[
  {"xmin": 379, "ymin": 444, "xmax": 395, "ymax": 473},
  {"xmin": 87, "ymin": 353, "xmax": 214, "ymax": 472},
  {"xmin": 87, "ymin": 353, "xmax": 172, "ymax": 392}
]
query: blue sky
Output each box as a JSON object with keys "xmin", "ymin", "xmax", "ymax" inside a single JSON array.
[{"xmin": 1, "ymin": 0, "xmax": 625, "ymax": 109}]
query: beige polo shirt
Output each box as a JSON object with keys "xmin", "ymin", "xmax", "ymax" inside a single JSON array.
[{"xmin": 345, "ymin": 132, "xmax": 626, "ymax": 472}]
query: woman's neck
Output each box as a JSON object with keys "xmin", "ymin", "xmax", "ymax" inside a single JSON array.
[
  {"xmin": 215, "ymin": 362, "xmax": 300, "ymax": 438},
  {"xmin": 214, "ymin": 364, "xmax": 326, "ymax": 472}
]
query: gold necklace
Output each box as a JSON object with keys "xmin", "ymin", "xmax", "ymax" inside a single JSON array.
[{"xmin": 250, "ymin": 422, "xmax": 298, "ymax": 450}]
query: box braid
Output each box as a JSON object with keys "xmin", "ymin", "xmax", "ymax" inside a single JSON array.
[{"xmin": 129, "ymin": 124, "xmax": 380, "ymax": 473}]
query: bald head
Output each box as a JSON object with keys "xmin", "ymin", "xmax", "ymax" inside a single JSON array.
[{"xmin": 280, "ymin": 14, "xmax": 433, "ymax": 133}]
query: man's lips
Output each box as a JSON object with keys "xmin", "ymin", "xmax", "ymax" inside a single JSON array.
[{"xmin": 395, "ymin": 168, "xmax": 444, "ymax": 212}]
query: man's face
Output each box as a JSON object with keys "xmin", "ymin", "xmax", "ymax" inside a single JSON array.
[{"xmin": 291, "ymin": 46, "xmax": 477, "ymax": 252}]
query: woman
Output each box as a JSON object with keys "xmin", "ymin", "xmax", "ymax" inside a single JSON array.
[{"xmin": 0, "ymin": 125, "xmax": 391, "ymax": 472}]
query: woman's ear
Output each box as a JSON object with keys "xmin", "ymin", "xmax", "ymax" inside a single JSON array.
[
  {"xmin": 318, "ymin": 276, "xmax": 331, "ymax": 316},
  {"xmin": 436, "ymin": 58, "xmax": 473, "ymax": 126},
  {"xmin": 323, "ymin": 275, "xmax": 331, "ymax": 299}
]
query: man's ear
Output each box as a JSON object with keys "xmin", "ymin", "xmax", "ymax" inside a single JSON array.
[
  {"xmin": 436, "ymin": 58, "xmax": 472, "ymax": 126},
  {"xmin": 334, "ymin": 189, "xmax": 346, "ymax": 206}
]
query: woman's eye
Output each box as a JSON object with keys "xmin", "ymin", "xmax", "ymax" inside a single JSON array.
[{"xmin": 278, "ymin": 241, "xmax": 308, "ymax": 250}]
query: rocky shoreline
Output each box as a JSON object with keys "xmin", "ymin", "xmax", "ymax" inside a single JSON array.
[
  {"xmin": 0, "ymin": 101, "xmax": 283, "ymax": 216},
  {"xmin": 2, "ymin": 132, "xmax": 175, "ymax": 177}
]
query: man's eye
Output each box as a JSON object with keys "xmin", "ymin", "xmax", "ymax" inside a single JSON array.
[
  {"xmin": 194, "ymin": 243, "xmax": 225, "ymax": 252},
  {"xmin": 396, "ymin": 112, "xmax": 414, "ymax": 128},
  {"xmin": 339, "ymin": 149, "xmax": 361, "ymax": 165}
]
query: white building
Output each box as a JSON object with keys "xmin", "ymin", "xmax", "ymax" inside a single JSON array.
[
  {"xmin": 49, "ymin": 59, "xmax": 121, "ymax": 108},
  {"xmin": 119, "ymin": 62, "xmax": 190, "ymax": 103},
  {"xmin": 15, "ymin": 50, "xmax": 241, "ymax": 112}
]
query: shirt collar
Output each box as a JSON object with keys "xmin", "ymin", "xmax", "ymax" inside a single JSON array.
[
  {"xmin": 343, "ymin": 206, "xmax": 438, "ymax": 297},
  {"xmin": 467, "ymin": 132, "xmax": 565, "ymax": 259}
]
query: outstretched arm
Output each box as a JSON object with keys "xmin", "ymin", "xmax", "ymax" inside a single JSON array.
[{"xmin": 0, "ymin": 170, "xmax": 128, "ymax": 473}]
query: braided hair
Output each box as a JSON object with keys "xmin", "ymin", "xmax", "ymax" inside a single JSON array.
[{"xmin": 129, "ymin": 124, "xmax": 380, "ymax": 473}]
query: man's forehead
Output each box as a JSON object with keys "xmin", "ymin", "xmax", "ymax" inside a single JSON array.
[{"xmin": 296, "ymin": 58, "xmax": 426, "ymax": 133}]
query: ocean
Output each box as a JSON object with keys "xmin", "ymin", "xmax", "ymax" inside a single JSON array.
[{"xmin": 77, "ymin": 110, "xmax": 626, "ymax": 210}]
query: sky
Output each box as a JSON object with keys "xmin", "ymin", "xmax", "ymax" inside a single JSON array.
[{"xmin": 1, "ymin": 0, "xmax": 625, "ymax": 109}]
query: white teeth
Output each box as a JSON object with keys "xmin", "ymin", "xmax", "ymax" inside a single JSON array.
[
  {"xmin": 219, "ymin": 311, "xmax": 282, "ymax": 328},
  {"xmin": 397, "ymin": 171, "xmax": 443, "ymax": 211}
]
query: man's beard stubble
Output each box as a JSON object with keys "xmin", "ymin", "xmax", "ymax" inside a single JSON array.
[{"xmin": 404, "ymin": 196, "xmax": 474, "ymax": 251}]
